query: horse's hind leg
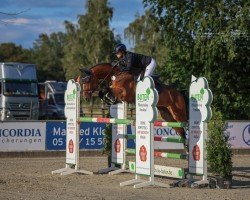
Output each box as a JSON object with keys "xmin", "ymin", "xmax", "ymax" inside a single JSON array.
[
  {"xmin": 158, "ymin": 105, "xmax": 186, "ymax": 139},
  {"xmin": 158, "ymin": 106, "xmax": 174, "ymax": 122}
]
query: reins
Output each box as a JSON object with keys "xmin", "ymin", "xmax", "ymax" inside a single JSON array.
[{"xmin": 82, "ymin": 62, "xmax": 120, "ymax": 95}]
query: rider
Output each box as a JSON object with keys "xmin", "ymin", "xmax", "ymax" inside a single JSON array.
[
  {"xmin": 99, "ymin": 43, "xmax": 157, "ymax": 105},
  {"xmin": 112, "ymin": 43, "xmax": 157, "ymax": 80}
]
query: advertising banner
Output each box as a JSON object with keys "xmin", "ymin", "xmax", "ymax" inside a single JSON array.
[
  {"xmin": 0, "ymin": 121, "xmax": 46, "ymax": 151},
  {"xmin": 224, "ymin": 121, "xmax": 250, "ymax": 149},
  {"xmin": 0, "ymin": 122, "xmax": 184, "ymax": 152},
  {"xmin": 46, "ymin": 122, "xmax": 106, "ymax": 150},
  {"xmin": 130, "ymin": 125, "xmax": 184, "ymax": 149}
]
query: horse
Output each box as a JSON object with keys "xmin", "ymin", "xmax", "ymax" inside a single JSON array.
[{"xmin": 76, "ymin": 63, "xmax": 187, "ymax": 138}]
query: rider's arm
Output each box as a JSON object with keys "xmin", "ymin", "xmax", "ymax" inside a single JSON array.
[
  {"xmin": 111, "ymin": 60, "xmax": 120, "ymax": 67},
  {"xmin": 123, "ymin": 52, "xmax": 135, "ymax": 72},
  {"xmin": 112, "ymin": 58, "xmax": 129, "ymax": 72},
  {"xmin": 119, "ymin": 58, "xmax": 130, "ymax": 71}
]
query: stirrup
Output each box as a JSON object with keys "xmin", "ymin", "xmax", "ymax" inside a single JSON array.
[{"xmin": 104, "ymin": 93, "xmax": 117, "ymax": 105}]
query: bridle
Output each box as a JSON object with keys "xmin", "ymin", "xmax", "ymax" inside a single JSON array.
[
  {"xmin": 81, "ymin": 75, "xmax": 97, "ymax": 96},
  {"xmin": 81, "ymin": 65, "xmax": 118, "ymax": 97}
]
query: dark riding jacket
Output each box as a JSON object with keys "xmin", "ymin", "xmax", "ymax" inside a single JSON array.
[{"xmin": 115, "ymin": 51, "xmax": 152, "ymax": 76}]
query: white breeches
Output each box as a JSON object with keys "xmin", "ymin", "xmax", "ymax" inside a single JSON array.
[
  {"xmin": 144, "ymin": 58, "xmax": 156, "ymax": 76},
  {"xmin": 137, "ymin": 58, "xmax": 157, "ymax": 81}
]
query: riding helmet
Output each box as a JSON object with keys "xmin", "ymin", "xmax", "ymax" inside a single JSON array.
[{"xmin": 113, "ymin": 43, "xmax": 127, "ymax": 54}]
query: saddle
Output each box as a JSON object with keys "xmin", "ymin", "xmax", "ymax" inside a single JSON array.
[
  {"xmin": 151, "ymin": 75, "xmax": 163, "ymax": 94},
  {"xmin": 137, "ymin": 73, "xmax": 163, "ymax": 94},
  {"xmin": 136, "ymin": 70, "xmax": 163, "ymax": 94}
]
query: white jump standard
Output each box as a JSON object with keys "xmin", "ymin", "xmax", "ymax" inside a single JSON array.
[
  {"xmin": 120, "ymin": 76, "xmax": 170, "ymax": 188},
  {"xmin": 52, "ymin": 80, "xmax": 93, "ymax": 176}
]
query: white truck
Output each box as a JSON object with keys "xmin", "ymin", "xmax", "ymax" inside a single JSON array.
[
  {"xmin": 0, "ymin": 62, "xmax": 39, "ymax": 120},
  {"xmin": 38, "ymin": 81, "xmax": 67, "ymax": 119}
]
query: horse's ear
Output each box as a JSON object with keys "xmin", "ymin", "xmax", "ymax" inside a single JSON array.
[{"xmin": 79, "ymin": 68, "xmax": 92, "ymax": 76}]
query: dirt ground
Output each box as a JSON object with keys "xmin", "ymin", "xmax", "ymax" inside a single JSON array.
[{"xmin": 0, "ymin": 155, "xmax": 249, "ymax": 200}]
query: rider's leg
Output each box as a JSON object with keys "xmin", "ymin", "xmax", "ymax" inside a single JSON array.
[
  {"xmin": 144, "ymin": 58, "xmax": 156, "ymax": 77},
  {"xmin": 137, "ymin": 58, "xmax": 157, "ymax": 81}
]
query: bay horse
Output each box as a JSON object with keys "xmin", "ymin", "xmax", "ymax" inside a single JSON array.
[{"xmin": 76, "ymin": 63, "xmax": 187, "ymax": 138}]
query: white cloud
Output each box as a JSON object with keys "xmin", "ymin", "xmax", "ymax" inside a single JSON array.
[
  {"xmin": 0, "ymin": 17, "xmax": 65, "ymax": 33},
  {"xmin": 27, "ymin": 18, "xmax": 65, "ymax": 34},
  {"xmin": 0, "ymin": 0, "xmax": 145, "ymax": 48},
  {"xmin": 1, "ymin": 18, "xmax": 29, "ymax": 25},
  {"xmin": 0, "ymin": 17, "xmax": 66, "ymax": 47}
]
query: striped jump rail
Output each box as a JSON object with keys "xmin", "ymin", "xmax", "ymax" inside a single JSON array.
[
  {"xmin": 154, "ymin": 121, "xmax": 187, "ymax": 128},
  {"xmin": 125, "ymin": 148, "xmax": 187, "ymax": 160},
  {"xmin": 125, "ymin": 135, "xmax": 185, "ymax": 143},
  {"xmin": 79, "ymin": 117, "xmax": 133, "ymax": 125},
  {"xmin": 79, "ymin": 117, "xmax": 187, "ymax": 128}
]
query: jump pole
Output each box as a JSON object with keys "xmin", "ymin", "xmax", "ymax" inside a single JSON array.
[
  {"xmin": 80, "ymin": 117, "xmax": 186, "ymax": 128},
  {"xmin": 79, "ymin": 112, "xmax": 187, "ymax": 176}
]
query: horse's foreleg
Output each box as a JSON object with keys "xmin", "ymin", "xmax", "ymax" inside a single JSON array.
[{"xmin": 111, "ymin": 87, "xmax": 127, "ymax": 102}]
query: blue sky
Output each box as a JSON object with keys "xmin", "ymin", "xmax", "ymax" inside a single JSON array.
[{"xmin": 0, "ymin": 0, "xmax": 146, "ymax": 49}]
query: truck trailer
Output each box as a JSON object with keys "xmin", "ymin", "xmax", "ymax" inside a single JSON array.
[{"xmin": 0, "ymin": 62, "xmax": 39, "ymax": 120}]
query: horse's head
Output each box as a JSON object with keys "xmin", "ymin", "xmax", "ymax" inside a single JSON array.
[
  {"xmin": 77, "ymin": 63, "xmax": 122, "ymax": 102},
  {"xmin": 78, "ymin": 68, "xmax": 99, "ymax": 101}
]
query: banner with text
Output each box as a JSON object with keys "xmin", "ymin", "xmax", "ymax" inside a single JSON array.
[
  {"xmin": 46, "ymin": 121, "xmax": 106, "ymax": 150},
  {"xmin": 0, "ymin": 122, "xmax": 46, "ymax": 151},
  {"xmin": 0, "ymin": 121, "xmax": 184, "ymax": 151},
  {"xmin": 224, "ymin": 121, "xmax": 250, "ymax": 149}
]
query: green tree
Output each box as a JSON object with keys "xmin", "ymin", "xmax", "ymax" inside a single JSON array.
[
  {"xmin": 32, "ymin": 32, "xmax": 66, "ymax": 81},
  {"xmin": 140, "ymin": 0, "xmax": 249, "ymax": 119},
  {"xmin": 0, "ymin": 43, "xmax": 32, "ymax": 63},
  {"xmin": 125, "ymin": 10, "xmax": 168, "ymax": 68},
  {"xmin": 63, "ymin": 0, "xmax": 116, "ymax": 80}
]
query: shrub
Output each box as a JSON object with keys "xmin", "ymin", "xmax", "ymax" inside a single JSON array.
[{"xmin": 206, "ymin": 109, "xmax": 233, "ymax": 177}]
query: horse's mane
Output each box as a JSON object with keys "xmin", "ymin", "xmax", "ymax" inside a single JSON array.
[
  {"xmin": 87, "ymin": 63, "xmax": 126, "ymax": 81},
  {"xmin": 89, "ymin": 63, "xmax": 112, "ymax": 70},
  {"xmin": 88, "ymin": 63, "xmax": 113, "ymax": 78},
  {"xmin": 115, "ymin": 72, "xmax": 134, "ymax": 82}
]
